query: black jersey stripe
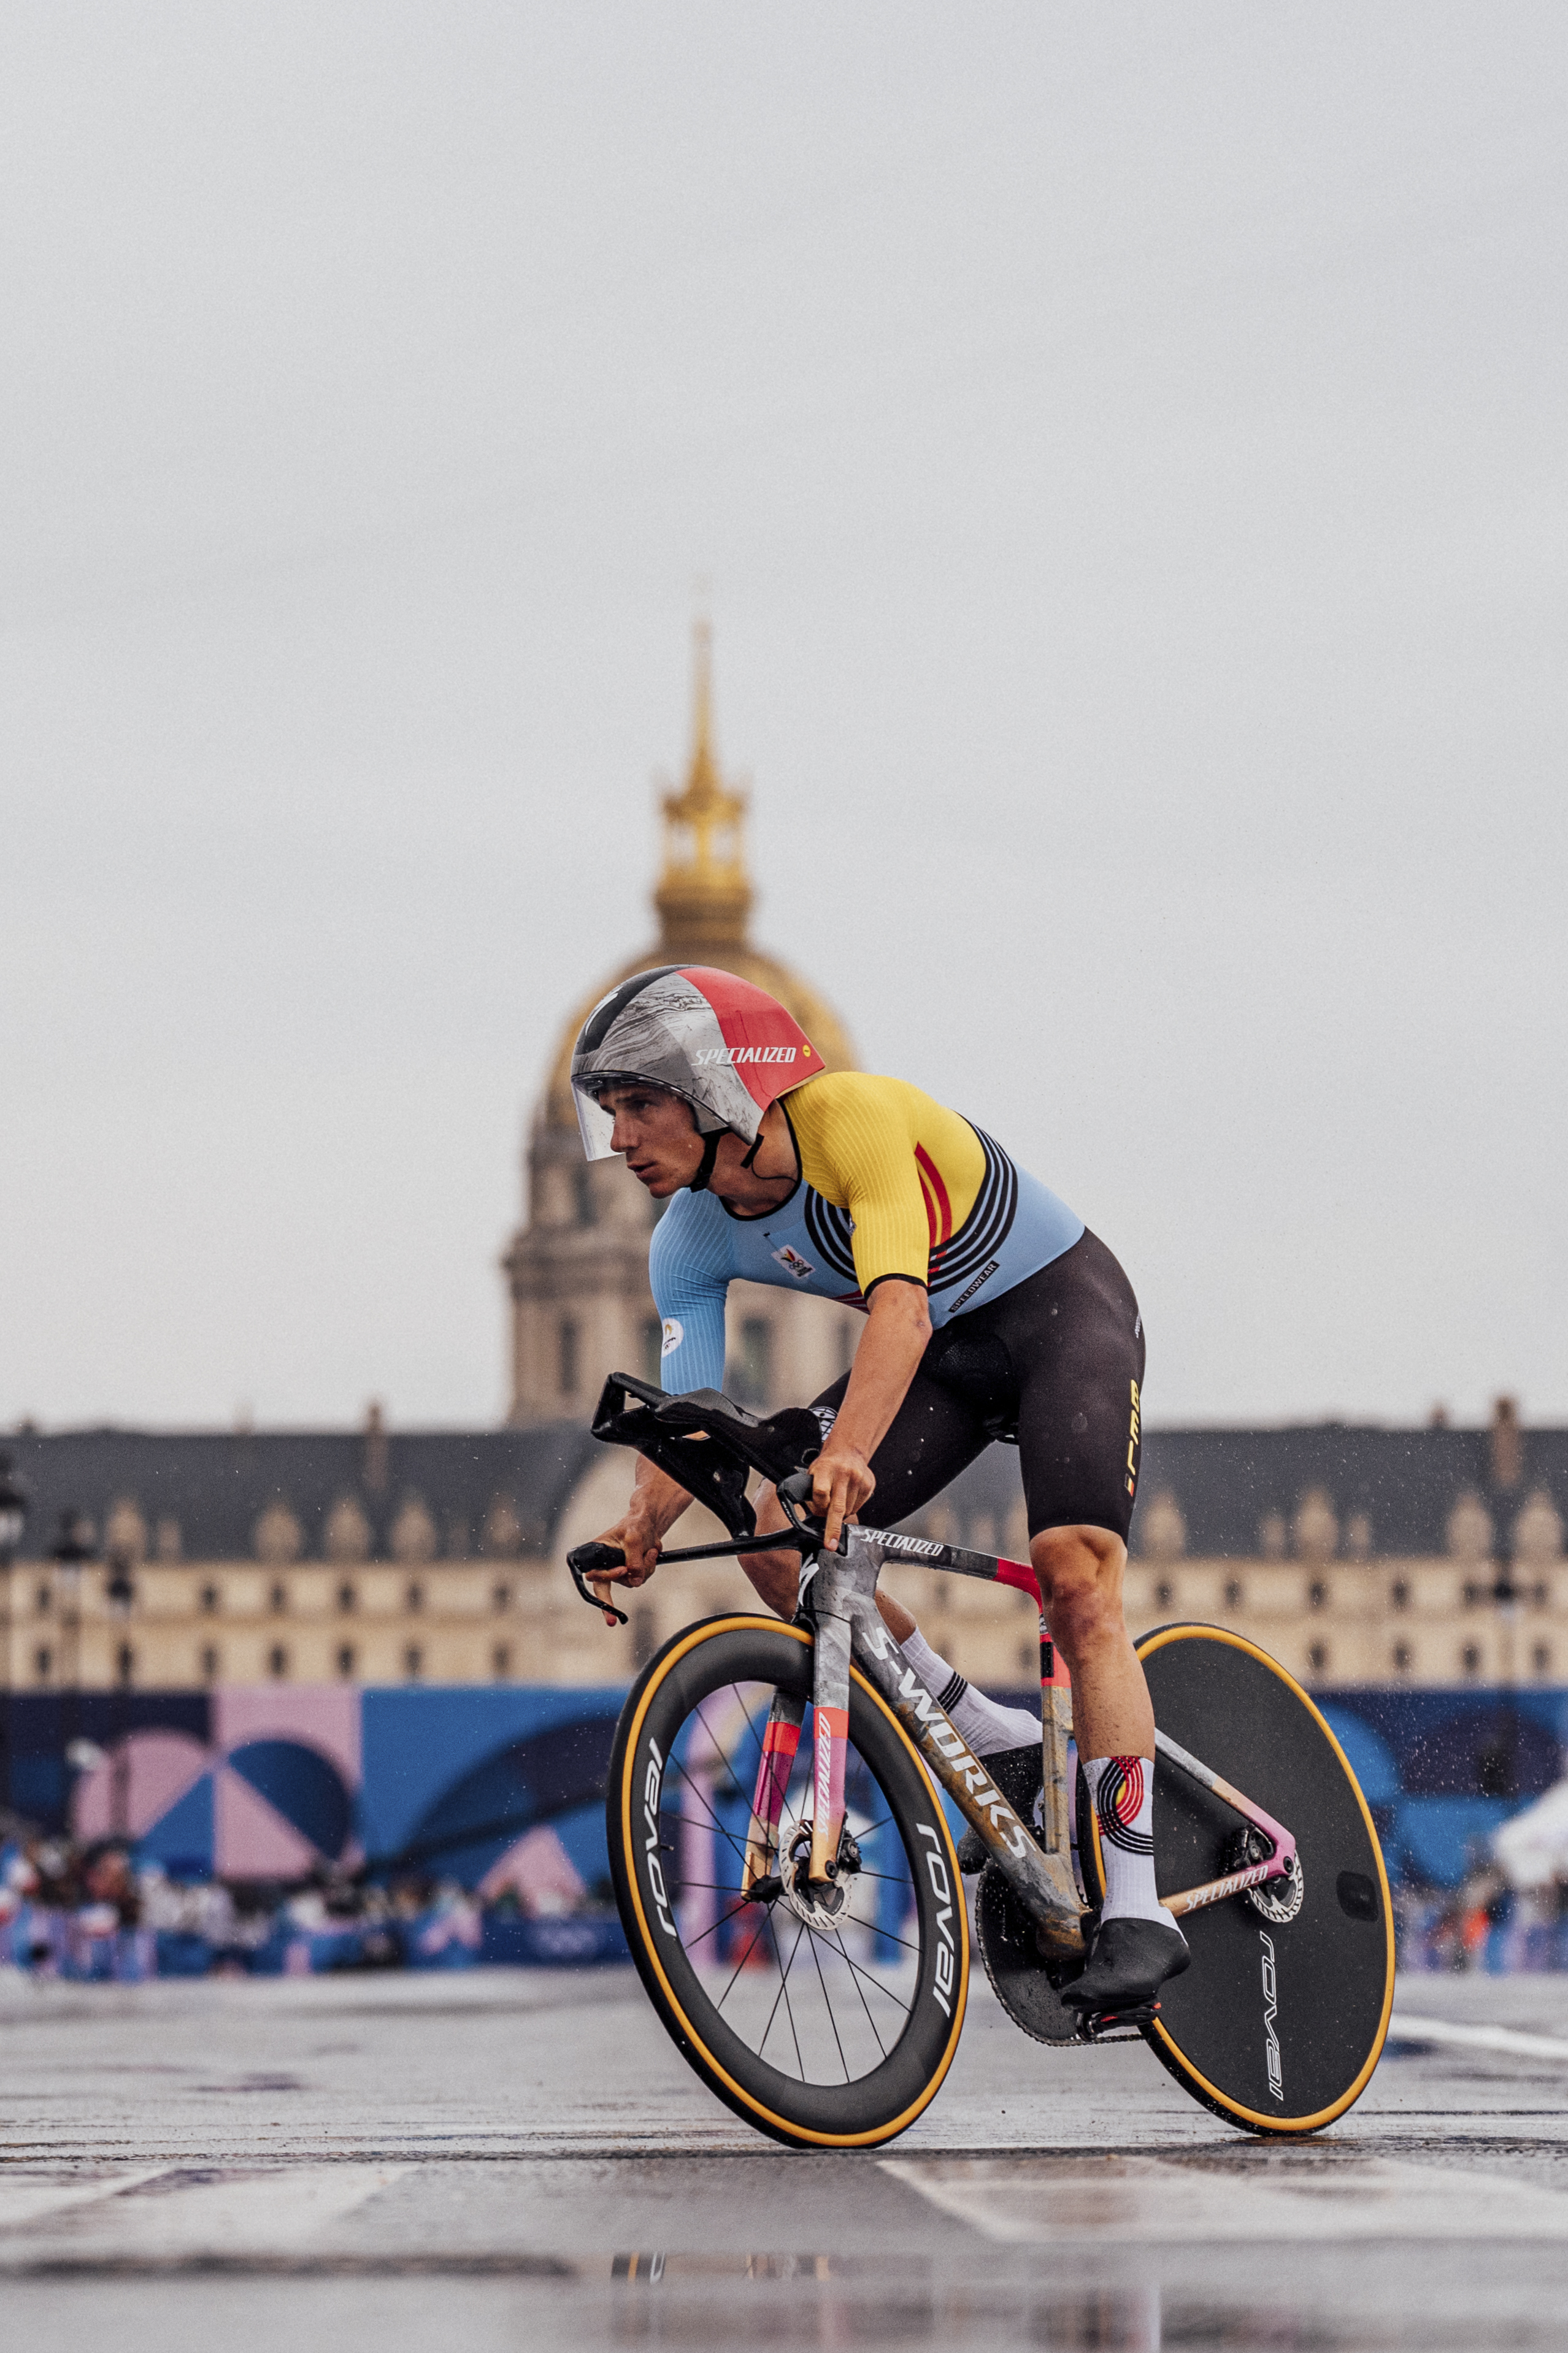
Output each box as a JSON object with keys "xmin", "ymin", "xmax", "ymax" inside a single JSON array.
[
  {"xmin": 803, "ymin": 1188, "xmax": 859, "ymax": 1285},
  {"xmin": 928, "ymin": 1127, "xmax": 1020, "ymax": 1294}
]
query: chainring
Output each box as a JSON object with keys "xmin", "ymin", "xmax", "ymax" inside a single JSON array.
[{"xmin": 973, "ymin": 1864, "xmax": 1090, "ymax": 2048}]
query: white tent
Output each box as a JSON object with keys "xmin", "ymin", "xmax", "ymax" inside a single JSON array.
[{"xmin": 1493, "ymin": 1779, "xmax": 1568, "ymax": 1890}]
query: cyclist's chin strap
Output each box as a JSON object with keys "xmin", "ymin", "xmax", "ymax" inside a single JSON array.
[{"xmin": 687, "ymin": 1130, "xmax": 725, "ymax": 1192}]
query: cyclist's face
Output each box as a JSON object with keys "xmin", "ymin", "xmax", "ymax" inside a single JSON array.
[{"xmin": 599, "ymin": 1084, "xmax": 704, "ymax": 1194}]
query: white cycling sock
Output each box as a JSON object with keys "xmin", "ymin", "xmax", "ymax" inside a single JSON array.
[
  {"xmin": 1085, "ymin": 1755, "xmax": 1178, "ymax": 1931},
  {"xmin": 896, "ymin": 1626, "xmax": 1041, "ymax": 1758}
]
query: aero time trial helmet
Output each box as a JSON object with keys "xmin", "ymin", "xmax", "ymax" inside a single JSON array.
[{"xmin": 570, "ymin": 964, "xmax": 820, "ymax": 1164}]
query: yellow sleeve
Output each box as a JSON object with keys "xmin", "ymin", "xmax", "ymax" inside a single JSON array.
[{"xmin": 787, "ymin": 1073, "xmax": 984, "ymax": 1297}]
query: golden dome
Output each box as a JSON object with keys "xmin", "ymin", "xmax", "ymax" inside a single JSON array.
[{"xmin": 543, "ymin": 624, "xmax": 856, "ymax": 1129}]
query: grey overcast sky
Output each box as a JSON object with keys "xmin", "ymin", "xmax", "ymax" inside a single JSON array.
[{"xmin": 2, "ymin": 4, "xmax": 1564, "ymax": 1434}]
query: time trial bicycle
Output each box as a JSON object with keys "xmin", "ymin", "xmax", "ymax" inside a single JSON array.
[{"xmin": 569, "ymin": 1375, "xmax": 1394, "ymax": 2151}]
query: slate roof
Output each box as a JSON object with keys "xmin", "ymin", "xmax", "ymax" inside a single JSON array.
[
  {"xmin": 1, "ymin": 1425, "xmax": 599, "ymax": 1564},
  {"xmin": 930, "ymin": 1424, "xmax": 1568, "ymax": 1560},
  {"xmin": 4, "ymin": 1419, "xmax": 1564, "ymax": 1568}
]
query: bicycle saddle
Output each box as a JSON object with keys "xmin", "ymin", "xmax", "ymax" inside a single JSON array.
[{"xmin": 589, "ymin": 1373, "xmax": 825, "ymax": 1539}]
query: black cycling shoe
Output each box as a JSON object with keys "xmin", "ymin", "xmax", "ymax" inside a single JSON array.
[
  {"xmin": 1059, "ymin": 1914, "xmax": 1189, "ymax": 2014},
  {"xmin": 955, "ymin": 1743, "xmax": 1042, "ymax": 1873}
]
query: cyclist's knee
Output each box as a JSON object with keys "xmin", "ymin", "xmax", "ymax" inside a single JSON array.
[{"xmin": 1031, "ymin": 1525, "xmax": 1126, "ymax": 1654}]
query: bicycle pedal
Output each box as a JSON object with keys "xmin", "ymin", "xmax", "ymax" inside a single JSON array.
[{"xmin": 1080, "ymin": 1999, "xmax": 1161, "ymax": 2042}]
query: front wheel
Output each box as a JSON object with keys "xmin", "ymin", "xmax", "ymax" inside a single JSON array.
[
  {"xmin": 1078, "ymin": 1624, "xmax": 1395, "ymax": 2134},
  {"xmin": 606, "ymin": 1614, "xmax": 969, "ymax": 2149}
]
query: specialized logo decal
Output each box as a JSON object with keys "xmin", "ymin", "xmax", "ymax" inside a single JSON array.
[
  {"xmin": 660, "ymin": 1317, "xmax": 684, "ymax": 1358},
  {"xmin": 694, "ymin": 1045, "xmax": 799, "ymax": 1067},
  {"xmin": 642, "ymin": 1739, "xmax": 677, "ymax": 1938},
  {"xmin": 947, "ymin": 1258, "xmax": 999, "ymax": 1313},
  {"xmin": 1096, "ymin": 1757, "xmax": 1153, "ymax": 1856},
  {"xmin": 1260, "ymin": 1930, "xmax": 1283, "ymax": 2100},
  {"xmin": 917, "ymin": 1822, "xmax": 958, "ymax": 2017},
  {"xmin": 880, "ymin": 1532, "xmax": 948, "ymax": 1562},
  {"xmin": 1126, "ymin": 1378, "xmax": 1141, "ymax": 1499},
  {"xmin": 771, "ymin": 1244, "xmax": 815, "ymax": 1281}
]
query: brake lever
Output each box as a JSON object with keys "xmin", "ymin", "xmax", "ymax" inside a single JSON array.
[
  {"xmin": 776, "ymin": 1466, "xmax": 845, "ymax": 1554},
  {"xmin": 566, "ymin": 1541, "xmax": 631, "ymax": 1626}
]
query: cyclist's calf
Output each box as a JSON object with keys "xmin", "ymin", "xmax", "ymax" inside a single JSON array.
[{"xmin": 1031, "ymin": 1522, "xmax": 1153, "ymax": 1759}]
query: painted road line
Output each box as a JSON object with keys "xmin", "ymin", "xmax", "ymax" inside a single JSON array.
[
  {"xmin": 1389, "ymin": 2011, "xmax": 1568, "ymax": 2062},
  {"xmin": 880, "ymin": 2155, "xmax": 1568, "ymax": 2243},
  {"xmin": 0, "ymin": 2171, "xmax": 171, "ymax": 2232},
  {"xmin": 8, "ymin": 2165, "xmax": 412, "ymax": 2258}
]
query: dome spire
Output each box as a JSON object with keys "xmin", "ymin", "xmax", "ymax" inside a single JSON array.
[{"xmin": 653, "ymin": 617, "xmax": 753, "ymax": 954}]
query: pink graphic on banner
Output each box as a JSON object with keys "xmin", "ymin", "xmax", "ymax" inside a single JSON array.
[{"xmin": 72, "ymin": 1732, "xmax": 209, "ymax": 1844}]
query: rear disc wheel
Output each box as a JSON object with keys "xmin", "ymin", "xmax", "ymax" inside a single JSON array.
[{"xmin": 1078, "ymin": 1624, "xmax": 1394, "ymax": 2133}]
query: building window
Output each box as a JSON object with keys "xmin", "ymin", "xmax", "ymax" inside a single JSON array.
[
  {"xmin": 1532, "ymin": 1581, "xmax": 1550, "ymax": 1608},
  {"xmin": 35, "ymin": 1584, "xmax": 51, "ymax": 1616},
  {"xmin": 1223, "ymin": 1580, "xmax": 1243, "ymax": 1610},
  {"xmin": 1308, "ymin": 1581, "xmax": 1328, "ymax": 1612},
  {"xmin": 405, "ymin": 1581, "xmax": 424, "ymax": 1613},
  {"xmin": 404, "ymin": 1645, "xmax": 423, "ymax": 1681},
  {"xmin": 1155, "ymin": 1581, "xmax": 1173, "ymax": 1610},
  {"xmin": 558, "ymin": 1319, "xmax": 580, "ymax": 1400},
  {"xmin": 572, "ymin": 1166, "xmax": 597, "ymax": 1227},
  {"xmin": 1393, "ymin": 1643, "xmax": 1412, "ymax": 1675},
  {"xmin": 115, "ymin": 1643, "xmax": 134, "ymax": 1689},
  {"xmin": 493, "ymin": 1583, "xmax": 511, "ymax": 1614},
  {"xmin": 337, "ymin": 1644, "xmax": 356, "ymax": 1679},
  {"xmin": 269, "ymin": 1581, "xmax": 288, "ymax": 1614},
  {"xmin": 1462, "ymin": 1581, "xmax": 1483, "ymax": 1610},
  {"xmin": 199, "ymin": 1645, "xmax": 220, "ymax": 1683},
  {"xmin": 1461, "ymin": 1643, "xmax": 1482, "ymax": 1678},
  {"xmin": 641, "ymin": 1317, "xmax": 664, "ymax": 1388},
  {"xmin": 1532, "ymin": 1643, "xmax": 1552, "ymax": 1678},
  {"xmin": 1390, "ymin": 1581, "xmax": 1409, "ymax": 1612},
  {"xmin": 200, "ymin": 1583, "xmax": 220, "ymax": 1614},
  {"xmin": 492, "ymin": 1643, "xmax": 511, "ymax": 1680},
  {"xmin": 1307, "ymin": 1642, "xmax": 1328, "ymax": 1676},
  {"xmin": 734, "ymin": 1318, "xmax": 774, "ymax": 1408},
  {"xmin": 268, "ymin": 1644, "xmax": 288, "ymax": 1679},
  {"xmin": 337, "ymin": 1582, "xmax": 356, "ymax": 1614},
  {"xmin": 34, "ymin": 1645, "xmax": 52, "ymax": 1683}
]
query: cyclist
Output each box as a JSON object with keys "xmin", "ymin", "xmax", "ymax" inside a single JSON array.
[{"xmin": 575, "ymin": 962, "xmax": 1186, "ymax": 2019}]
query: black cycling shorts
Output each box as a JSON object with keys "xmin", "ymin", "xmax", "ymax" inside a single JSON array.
[{"xmin": 810, "ymin": 1229, "xmax": 1146, "ymax": 1546}]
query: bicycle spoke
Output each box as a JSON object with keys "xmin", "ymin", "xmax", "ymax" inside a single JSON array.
[
  {"xmin": 713, "ymin": 1908, "xmax": 775, "ymax": 2011},
  {"xmin": 802, "ymin": 1916, "xmax": 852, "ymax": 2082},
  {"xmin": 668, "ymin": 1749, "xmax": 751, "ymax": 1867},
  {"xmin": 815, "ymin": 1920, "xmax": 891, "ymax": 2061},
  {"xmin": 682, "ymin": 1895, "xmax": 758, "ymax": 1954},
  {"xmin": 765, "ymin": 1913, "xmax": 809, "ymax": 2082},
  {"xmin": 823, "ymin": 1934, "xmax": 917, "ymax": 2018}
]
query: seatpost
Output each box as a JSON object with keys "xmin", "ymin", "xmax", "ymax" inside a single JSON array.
[{"xmin": 1039, "ymin": 1619, "xmax": 1074, "ymax": 1864}]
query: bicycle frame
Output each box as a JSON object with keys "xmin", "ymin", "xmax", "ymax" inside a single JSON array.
[{"xmin": 736, "ymin": 1518, "xmax": 1300, "ymax": 1959}]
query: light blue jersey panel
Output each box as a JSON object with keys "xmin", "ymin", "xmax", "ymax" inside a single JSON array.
[{"xmin": 648, "ymin": 1129, "xmax": 1083, "ymax": 1399}]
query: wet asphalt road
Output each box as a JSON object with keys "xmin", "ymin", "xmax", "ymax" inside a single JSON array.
[{"xmin": 4, "ymin": 1963, "xmax": 1568, "ymax": 2351}]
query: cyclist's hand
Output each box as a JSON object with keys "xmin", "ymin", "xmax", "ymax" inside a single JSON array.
[
  {"xmin": 586, "ymin": 1511, "xmax": 661, "ymax": 1618},
  {"xmin": 810, "ymin": 1440, "xmax": 876, "ymax": 1553}
]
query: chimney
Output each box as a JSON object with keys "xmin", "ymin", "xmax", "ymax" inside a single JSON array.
[
  {"xmin": 364, "ymin": 1400, "xmax": 390, "ymax": 1494},
  {"xmin": 1489, "ymin": 1396, "xmax": 1522, "ymax": 1493}
]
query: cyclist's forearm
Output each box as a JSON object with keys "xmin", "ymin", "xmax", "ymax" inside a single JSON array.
[
  {"xmin": 831, "ymin": 1280, "xmax": 932, "ymax": 1462},
  {"xmin": 632, "ymin": 1456, "xmax": 693, "ymax": 1538}
]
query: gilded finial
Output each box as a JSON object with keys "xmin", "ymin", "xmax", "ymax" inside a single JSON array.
[{"xmin": 653, "ymin": 617, "xmax": 753, "ymax": 953}]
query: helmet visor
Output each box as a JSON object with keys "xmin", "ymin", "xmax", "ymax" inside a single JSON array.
[{"xmin": 572, "ymin": 1081, "xmax": 618, "ymax": 1161}]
